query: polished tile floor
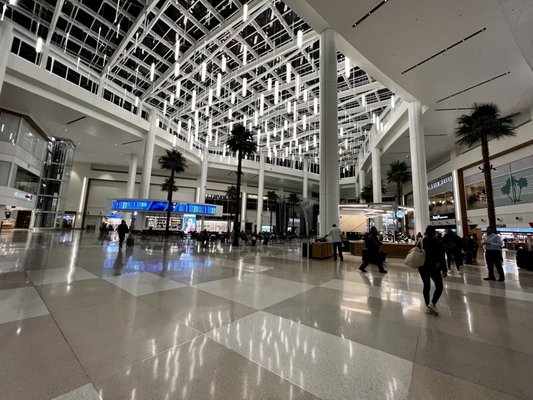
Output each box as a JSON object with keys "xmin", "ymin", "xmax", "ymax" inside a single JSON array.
[{"xmin": 1, "ymin": 230, "xmax": 532, "ymax": 400}]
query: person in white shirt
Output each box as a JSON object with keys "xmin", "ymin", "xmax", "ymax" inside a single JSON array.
[
  {"xmin": 323, "ymin": 224, "xmax": 343, "ymax": 261},
  {"xmin": 482, "ymin": 226, "xmax": 504, "ymax": 281}
]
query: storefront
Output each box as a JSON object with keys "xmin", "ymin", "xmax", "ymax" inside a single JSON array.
[{"xmin": 110, "ymin": 199, "xmax": 223, "ymax": 232}]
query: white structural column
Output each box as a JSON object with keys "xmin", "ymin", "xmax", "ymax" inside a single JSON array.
[
  {"xmin": 408, "ymin": 100, "xmax": 430, "ymax": 234},
  {"xmin": 372, "ymin": 146, "xmax": 382, "ymax": 203},
  {"xmin": 452, "ymin": 169, "xmax": 464, "ymax": 237},
  {"xmin": 303, "ymin": 158, "xmax": 309, "ymax": 199},
  {"xmin": 197, "ymin": 147, "xmax": 209, "ymax": 203},
  {"xmin": 319, "ymin": 28, "xmax": 339, "ymax": 235},
  {"xmin": 126, "ymin": 153, "xmax": 138, "ymax": 198},
  {"xmin": 241, "ymin": 189, "xmax": 247, "ymax": 232},
  {"xmin": 358, "ymin": 168, "xmax": 366, "ymax": 202},
  {"xmin": 256, "ymin": 154, "xmax": 265, "ymax": 232},
  {"xmin": 140, "ymin": 110, "xmax": 157, "ymax": 199},
  {"xmin": 0, "ymin": 21, "xmax": 14, "ymax": 95}
]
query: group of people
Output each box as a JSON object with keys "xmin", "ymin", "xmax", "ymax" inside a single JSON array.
[{"xmin": 325, "ymin": 223, "xmax": 506, "ymax": 317}]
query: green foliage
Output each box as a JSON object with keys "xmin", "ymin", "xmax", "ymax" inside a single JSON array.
[
  {"xmin": 360, "ymin": 181, "xmax": 387, "ymax": 203},
  {"xmin": 161, "ymin": 177, "xmax": 178, "ymax": 193},
  {"xmin": 226, "ymin": 123, "xmax": 257, "ymax": 158},
  {"xmin": 225, "ymin": 185, "xmax": 238, "ymax": 202},
  {"xmin": 386, "ymin": 161, "xmax": 411, "ymax": 185},
  {"xmin": 455, "ymin": 103, "xmax": 519, "ymax": 148},
  {"xmin": 159, "ymin": 149, "xmax": 187, "ymax": 173}
]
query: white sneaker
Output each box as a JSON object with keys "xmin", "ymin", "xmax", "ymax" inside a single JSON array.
[{"xmin": 427, "ymin": 303, "xmax": 439, "ymax": 316}]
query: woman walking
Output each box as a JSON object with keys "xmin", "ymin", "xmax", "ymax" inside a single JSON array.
[{"xmin": 419, "ymin": 225, "xmax": 445, "ymax": 316}]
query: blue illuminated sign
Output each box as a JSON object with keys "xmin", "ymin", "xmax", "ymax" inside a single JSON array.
[{"xmin": 111, "ymin": 199, "xmax": 217, "ymax": 216}]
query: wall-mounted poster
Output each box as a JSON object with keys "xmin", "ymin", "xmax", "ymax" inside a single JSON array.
[{"xmin": 183, "ymin": 214, "xmax": 197, "ymax": 233}]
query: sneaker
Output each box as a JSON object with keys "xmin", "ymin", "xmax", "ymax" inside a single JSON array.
[
  {"xmin": 379, "ymin": 269, "xmax": 388, "ymax": 274},
  {"xmin": 359, "ymin": 266, "xmax": 367, "ymax": 273},
  {"xmin": 425, "ymin": 306, "xmax": 438, "ymax": 316},
  {"xmin": 497, "ymin": 277, "xmax": 505, "ymax": 282},
  {"xmin": 483, "ymin": 277, "xmax": 496, "ymax": 281},
  {"xmin": 427, "ymin": 303, "xmax": 439, "ymax": 316}
]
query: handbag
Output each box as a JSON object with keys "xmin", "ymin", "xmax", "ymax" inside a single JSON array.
[{"xmin": 405, "ymin": 239, "xmax": 425, "ymax": 269}]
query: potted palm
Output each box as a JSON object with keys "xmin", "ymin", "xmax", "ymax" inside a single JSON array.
[
  {"xmin": 456, "ymin": 103, "xmax": 519, "ymax": 227},
  {"xmin": 226, "ymin": 124, "xmax": 257, "ymax": 246},
  {"xmin": 159, "ymin": 149, "xmax": 187, "ymax": 237}
]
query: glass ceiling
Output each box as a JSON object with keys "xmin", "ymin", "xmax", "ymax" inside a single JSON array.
[{"xmin": 3, "ymin": 0, "xmax": 395, "ymax": 170}]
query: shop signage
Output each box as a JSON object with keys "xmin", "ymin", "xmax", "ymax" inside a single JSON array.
[
  {"xmin": 427, "ymin": 176, "xmax": 453, "ymax": 190},
  {"xmin": 111, "ymin": 199, "xmax": 217, "ymax": 215},
  {"xmin": 431, "ymin": 213, "xmax": 455, "ymax": 221},
  {"xmin": 14, "ymin": 192, "xmax": 33, "ymax": 201},
  {"xmin": 396, "ymin": 210, "xmax": 405, "ymax": 218}
]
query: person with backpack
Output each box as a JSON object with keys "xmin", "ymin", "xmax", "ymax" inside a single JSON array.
[
  {"xmin": 359, "ymin": 226, "xmax": 387, "ymax": 273},
  {"xmin": 116, "ymin": 220, "xmax": 129, "ymax": 248}
]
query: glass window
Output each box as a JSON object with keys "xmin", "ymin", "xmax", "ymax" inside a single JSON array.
[
  {"xmin": 12, "ymin": 165, "xmax": 40, "ymax": 195},
  {"xmin": 0, "ymin": 112, "xmax": 20, "ymax": 143},
  {"xmin": 0, "ymin": 161, "xmax": 10, "ymax": 186}
]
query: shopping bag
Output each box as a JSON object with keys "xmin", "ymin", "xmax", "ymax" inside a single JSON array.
[{"xmin": 405, "ymin": 239, "xmax": 425, "ymax": 269}]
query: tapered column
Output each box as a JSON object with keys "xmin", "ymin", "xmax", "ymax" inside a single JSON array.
[
  {"xmin": 303, "ymin": 158, "xmax": 309, "ymax": 199},
  {"xmin": 126, "ymin": 153, "xmax": 138, "ymax": 198},
  {"xmin": 140, "ymin": 110, "xmax": 157, "ymax": 199},
  {"xmin": 408, "ymin": 100, "xmax": 430, "ymax": 234},
  {"xmin": 0, "ymin": 21, "xmax": 14, "ymax": 95},
  {"xmin": 198, "ymin": 147, "xmax": 209, "ymax": 203},
  {"xmin": 358, "ymin": 168, "xmax": 366, "ymax": 203},
  {"xmin": 256, "ymin": 153, "xmax": 265, "ymax": 232},
  {"xmin": 372, "ymin": 147, "xmax": 382, "ymax": 203},
  {"xmin": 241, "ymin": 189, "xmax": 247, "ymax": 232},
  {"xmin": 319, "ymin": 28, "xmax": 339, "ymax": 235}
]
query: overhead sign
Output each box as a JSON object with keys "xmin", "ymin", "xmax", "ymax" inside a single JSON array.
[
  {"xmin": 431, "ymin": 213, "xmax": 455, "ymax": 221},
  {"xmin": 427, "ymin": 176, "xmax": 453, "ymax": 190},
  {"xmin": 111, "ymin": 199, "xmax": 218, "ymax": 216}
]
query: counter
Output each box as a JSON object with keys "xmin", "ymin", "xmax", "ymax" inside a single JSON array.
[{"xmin": 350, "ymin": 241, "xmax": 413, "ymax": 258}]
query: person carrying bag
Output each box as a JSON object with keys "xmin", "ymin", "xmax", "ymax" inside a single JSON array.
[{"xmin": 405, "ymin": 238, "xmax": 425, "ymax": 269}]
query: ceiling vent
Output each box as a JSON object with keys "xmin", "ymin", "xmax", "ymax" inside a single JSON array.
[
  {"xmin": 352, "ymin": 0, "xmax": 390, "ymax": 28},
  {"xmin": 401, "ymin": 28, "xmax": 487, "ymax": 75},
  {"xmin": 436, "ymin": 71, "xmax": 511, "ymax": 103}
]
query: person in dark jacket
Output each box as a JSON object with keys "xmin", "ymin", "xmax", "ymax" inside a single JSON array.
[
  {"xmin": 442, "ymin": 229, "xmax": 463, "ymax": 271},
  {"xmin": 419, "ymin": 225, "xmax": 445, "ymax": 316},
  {"xmin": 359, "ymin": 226, "xmax": 387, "ymax": 273},
  {"xmin": 117, "ymin": 220, "xmax": 129, "ymax": 248}
]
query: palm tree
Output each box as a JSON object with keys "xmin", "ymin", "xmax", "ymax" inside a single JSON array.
[
  {"xmin": 225, "ymin": 185, "xmax": 238, "ymax": 232},
  {"xmin": 287, "ymin": 193, "xmax": 300, "ymax": 234},
  {"xmin": 159, "ymin": 149, "xmax": 187, "ymax": 237},
  {"xmin": 226, "ymin": 124, "xmax": 257, "ymax": 246},
  {"xmin": 456, "ymin": 103, "xmax": 519, "ymax": 227},
  {"xmin": 387, "ymin": 160, "xmax": 411, "ymax": 234},
  {"xmin": 386, "ymin": 160, "xmax": 411, "ymax": 206},
  {"xmin": 360, "ymin": 181, "xmax": 387, "ymax": 203},
  {"xmin": 266, "ymin": 190, "xmax": 279, "ymax": 233}
]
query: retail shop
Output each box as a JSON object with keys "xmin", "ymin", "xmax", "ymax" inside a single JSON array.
[{"xmin": 109, "ymin": 199, "xmax": 223, "ymax": 232}]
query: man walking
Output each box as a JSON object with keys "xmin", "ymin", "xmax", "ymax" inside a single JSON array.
[
  {"xmin": 117, "ymin": 220, "xmax": 129, "ymax": 248},
  {"xmin": 482, "ymin": 226, "xmax": 504, "ymax": 281},
  {"xmin": 323, "ymin": 224, "xmax": 343, "ymax": 261},
  {"xmin": 359, "ymin": 226, "xmax": 387, "ymax": 273}
]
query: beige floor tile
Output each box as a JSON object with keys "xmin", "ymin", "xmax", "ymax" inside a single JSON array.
[
  {"xmin": 52, "ymin": 296, "xmax": 201, "ymax": 384},
  {"xmin": 0, "ymin": 315, "xmax": 89, "ymax": 400},
  {"xmin": 140, "ymin": 286, "xmax": 257, "ymax": 332},
  {"xmin": 408, "ymin": 364, "xmax": 522, "ymax": 400},
  {"xmin": 97, "ymin": 336, "xmax": 319, "ymax": 400}
]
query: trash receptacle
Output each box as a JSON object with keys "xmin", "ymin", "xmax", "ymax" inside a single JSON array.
[{"xmin": 302, "ymin": 242, "xmax": 310, "ymax": 258}]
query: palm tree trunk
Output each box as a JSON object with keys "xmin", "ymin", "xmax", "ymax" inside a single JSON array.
[
  {"xmin": 481, "ymin": 137, "xmax": 496, "ymax": 227},
  {"xmin": 232, "ymin": 153, "xmax": 242, "ymax": 246},
  {"xmin": 165, "ymin": 168, "xmax": 175, "ymax": 238}
]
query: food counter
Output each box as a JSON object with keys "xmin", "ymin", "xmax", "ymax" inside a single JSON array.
[{"xmin": 350, "ymin": 241, "xmax": 413, "ymax": 258}]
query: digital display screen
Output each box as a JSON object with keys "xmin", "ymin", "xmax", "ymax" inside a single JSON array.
[
  {"xmin": 183, "ymin": 214, "xmax": 197, "ymax": 233},
  {"xmin": 111, "ymin": 200, "xmax": 217, "ymax": 215}
]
